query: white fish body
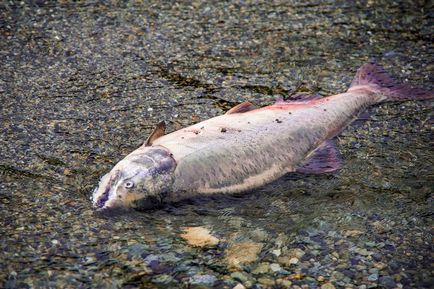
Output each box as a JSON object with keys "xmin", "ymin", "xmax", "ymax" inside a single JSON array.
[{"xmin": 92, "ymin": 63, "xmax": 433, "ymax": 210}]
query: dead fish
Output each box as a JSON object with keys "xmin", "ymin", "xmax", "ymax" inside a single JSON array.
[{"xmin": 92, "ymin": 62, "xmax": 433, "ymax": 211}]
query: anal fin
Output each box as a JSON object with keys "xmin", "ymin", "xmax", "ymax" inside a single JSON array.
[{"xmin": 296, "ymin": 140, "xmax": 341, "ymax": 174}]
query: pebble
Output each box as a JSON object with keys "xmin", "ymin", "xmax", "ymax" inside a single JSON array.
[
  {"xmin": 270, "ymin": 263, "xmax": 282, "ymax": 272},
  {"xmin": 367, "ymin": 273, "xmax": 379, "ymax": 281},
  {"xmin": 151, "ymin": 274, "xmax": 173, "ymax": 284},
  {"xmin": 232, "ymin": 284, "xmax": 246, "ymax": 289},
  {"xmin": 189, "ymin": 274, "xmax": 217, "ymax": 286},
  {"xmin": 252, "ymin": 262, "xmax": 270, "ymax": 275},
  {"xmin": 230, "ymin": 272, "xmax": 249, "ymax": 283},
  {"xmin": 258, "ymin": 277, "xmax": 275, "ymax": 286},
  {"xmin": 354, "ymin": 248, "xmax": 372, "ymax": 256},
  {"xmin": 321, "ymin": 282, "xmax": 336, "ymax": 289},
  {"xmin": 379, "ymin": 276, "xmax": 396, "ymax": 288},
  {"xmin": 372, "ymin": 253, "xmax": 382, "ymax": 261}
]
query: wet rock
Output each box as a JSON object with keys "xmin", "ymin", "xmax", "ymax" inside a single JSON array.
[
  {"xmin": 180, "ymin": 227, "xmax": 219, "ymax": 247},
  {"xmin": 232, "ymin": 283, "xmax": 246, "ymax": 289},
  {"xmin": 367, "ymin": 273, "xmax": 379, "ymax": 281},
  {"xmin": 321, "ymin": 283, "xmax": 336, "ymax": 289},
  {"xmin": 224, "ymin": 241, "xmax": 262, "ymax": 269},
  {"xmin": 257, "ymin": 277, "xmax": 275, "ymax": 287},
  {"xmin": 344, "ymin": 230, "xmax": 364, "ymax": 237},
  {"xmin": 252, "ymin": 262, "xmax": 270, "ymax": 275},
  {"xmin": 354, "ymin": 248, "xmax": 372, "ymax": 256},
  {"xmin": 276, "ymin": 278, "xmax": 292, "ymax": 288},
  {"xmin": 379, "ymin": 276, "xmax": 396, "ymax": 289},
  {"xmin": 270, "ymin": 263, "xmax": 282, "ymax": 272},
  {"xmin": 126, "ymin": 243, "xmax": 148, "ymax": 258},
  {"xmin": 151, "ymin": 274, "xmax": 174, "ymax": 284},
  {"xmin": 189, "ymin": 274, "xmax": 217, "ymax": 286},
  {"xmin": 230, "ymin": 272, "xmax": 249, "ymax": 283},
  {"xmin": 372, "ymin": 253, "xmax": 382, "ymax": 262},
  {"xmin": 278, "ymin": 248, "xmax": 305, "ymax": 266}
]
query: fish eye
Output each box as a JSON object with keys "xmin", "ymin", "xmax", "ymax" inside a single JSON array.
[{"xmin": 125, "ymin": 181, "xmax": 134, "ymax": 189}]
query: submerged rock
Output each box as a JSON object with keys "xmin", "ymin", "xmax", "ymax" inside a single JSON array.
[
  {"xmin": 180, "ymin": 227, "xmax": 219, "ymax": 247},
  {"xmin": 224, "ymin": 241, "xmax": 263, "ymax": 269}
]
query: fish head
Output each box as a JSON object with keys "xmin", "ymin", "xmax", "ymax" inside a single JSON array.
[{"xmin": 92, "ymin": 146, "xmax": 176, "ymax": 211}]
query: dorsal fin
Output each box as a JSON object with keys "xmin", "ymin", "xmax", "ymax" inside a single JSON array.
[
  {"xmin": 144, "ymin": 121, "xmax": 166, "ymax": 146},
  {"xmin": 225, "ymin": 102, "xmax": 256, "ymax": 114}
]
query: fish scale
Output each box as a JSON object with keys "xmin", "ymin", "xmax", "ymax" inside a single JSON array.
[{"xmin": 154, "ymin": 91, "xmax": 375, "ymax": 198}]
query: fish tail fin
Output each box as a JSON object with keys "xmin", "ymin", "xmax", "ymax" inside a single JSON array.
[{"xmin": 348, "ymin": 62, "xmax": 433, "ymax": 103}]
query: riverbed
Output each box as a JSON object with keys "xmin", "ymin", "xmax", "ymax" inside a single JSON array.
[{"xmin": 1, "ymin": 1, "xmax": 432, "ymax": 288}]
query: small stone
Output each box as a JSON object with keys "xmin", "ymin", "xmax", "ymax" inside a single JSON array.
[
  {"xmin": 180, "ymin": 227, "xmax": 219, "ymax": 247},
  {"xmin": 317, "ymin": 276, "xmax": 325, "ymax": 282},
  {"xmin": 368, "ymin": 268, "xmax": 379, "ymax": 274},
  {"xmin": 372, "ymin": 253, "xmax": 382, "ymax": 261},
  {"xmin": 354, "ymin": 248, "xmax": 372, "ymax": 256},
  {"xmin": 252, "ymin": 262, "xmax": 270, "ymax": 274},
  {"xmin": 289, "ymin": 257, "xmax": 299, "ymax": 264},
  {"xmin": 379, "ymin": 276, "xmax": 396, "ymax": 289},
  {"xmin": 278, "ymin": 248, "xmax": 304, "ymax": 266},
  {"xmin": 321, "ymin": 282, "xmax": 336, "ymax": 289},
  {"xmin": 272, "ymin": 249, "xmax": 281, "ymax": 257},
  {"xmin": 127, "ymin": 243, "xmax": 148, "ymax": 258},
  {"xmin": 189, "ymin": 274, "xmax": 217, "ymax": 286},
  {"xmin": 251, "ymin": 229, "xmax": 268, "ymax": 241},
  {"xmin": 367, "ymin": 273, "xmax": 379, "ymax": 281},
  {"xmin": 258, "ymin": 277, "xmax": 275, "ymax": 286},
  {"xmin": 270, "ymin": 263, "xmax": 281, "ymax": 272},
  {"xmin": 152, "ymin": 274, "xmax": 173, "ymax": 284},
  {"xmin": 344, "ymin": 230, "xmax": 364, "ymax": 237},
  {"xmin": 225, "ymin": 241, "xmax": 263, "ymax": 269},
  {"xmin": 230, "ymin": 272, "xmax": 249, "ymax": 283},
  {"xmin": 374, "ymin": 262, "xmax": 387, "ymax": 270},
  {"xmin": 276, "ymin": 278, "xmax": 292, "ymax": 288},
  {"xmin": 232, "ymin": 284, "xmax": 246, "ymax": 289}
]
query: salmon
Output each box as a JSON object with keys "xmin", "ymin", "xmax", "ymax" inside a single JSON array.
[{"xmin": 92, "ymin": 62, "xmax": 433, "ymax": 211}]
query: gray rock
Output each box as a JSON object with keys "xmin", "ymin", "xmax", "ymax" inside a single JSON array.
[
  {"xmin": 190, "ymin": 274, "xmax": 217, "ymax": 286},
  {"xmin": 367, "ymin": 273, "xmax": 379, "ymax": 281},
  {"xmin": 127, "ymin": 243, "xmax": 148, "ymax": 258},
  {"xmin": 379, "ymin": 276, "xmax": 396, "ymax": 289},
  {"xmin": 152, "ymin": 274, "xmax": 173, "ymax": 284},
  {"xmin": 231, "ymin": 272, "xmax": 249, "ymax": 283}
]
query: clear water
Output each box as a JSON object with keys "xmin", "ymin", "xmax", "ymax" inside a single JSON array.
[{"xmin": 1, "ymin": 1, "xmax": 432, "ymax": 288}]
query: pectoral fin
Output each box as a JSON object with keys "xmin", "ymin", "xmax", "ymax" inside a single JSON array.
[
  {"xmin": 144, "ymin": 121, "xmax": 166, "ymax": 146},
  {"xmin": 296, "ymin": 140, "xmax": 341, "ymax": 174},
  {"xmin": 225, "ymin": 102, "xmax": 256, "ymax": 114}
]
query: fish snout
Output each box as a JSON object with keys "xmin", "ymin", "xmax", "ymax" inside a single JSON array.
[{"xmin": 92, "ymin": 169, "xmax": 121, "ymax": 210}]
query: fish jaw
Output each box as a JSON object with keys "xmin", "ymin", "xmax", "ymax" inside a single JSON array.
[{"xmin": 92, "ymin": 146, "xmax": 177, "ymax": 211}]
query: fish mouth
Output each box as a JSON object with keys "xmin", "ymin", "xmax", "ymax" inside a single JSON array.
[
  {"xmin": 93, "ymin": 170, "xmax": 121, "ymax": 210},
  {"xmin": 94, "ymin": 186, "xmax": 110, "ymax": 209}
]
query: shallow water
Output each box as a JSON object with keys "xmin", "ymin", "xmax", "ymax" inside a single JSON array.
[{"xmin": 1, "ymin": 1, "xmax": 433, "ymax": 288}]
